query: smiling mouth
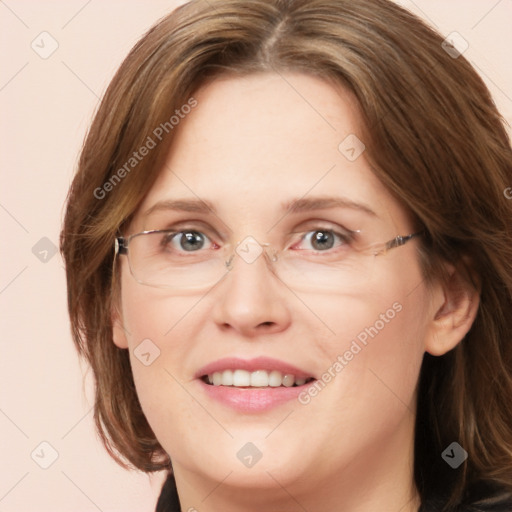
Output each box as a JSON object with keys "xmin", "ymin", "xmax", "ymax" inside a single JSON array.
[{"xmin": 201, "ymin": 369, "xmax": 316, "ymax": 388}]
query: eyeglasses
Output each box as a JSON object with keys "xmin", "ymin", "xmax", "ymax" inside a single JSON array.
[{"xmin": 114, "ymin": 226, "xmax": 422, "ymax": 292}]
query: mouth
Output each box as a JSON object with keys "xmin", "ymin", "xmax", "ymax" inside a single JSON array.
[
  {"xmin": 195, "ymin": 356, "xmax": 317, "ymax": 412},
  {"xmin": 201, "ymin": 369, "xmax": 316, "ymax": 388}
]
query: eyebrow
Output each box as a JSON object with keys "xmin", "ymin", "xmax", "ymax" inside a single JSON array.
[
  {"xmin": 143, "ymin": 195, "xmax": 377, "ymax": 218},
  {"xmin": 143, "ymin": 198, "xmax": 216, "ymax": 217},
  {"xmin": 283, "ymin": 196, "xmax": 376, "ymax": 217}
]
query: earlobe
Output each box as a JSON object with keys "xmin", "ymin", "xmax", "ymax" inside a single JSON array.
[
  {"xmin": 424, "ymin": 263, "xmax": 480, "ymax": 357},
  {"xmin": 112, "ymin": 305, "xmax": 129, "ymax": 349}
]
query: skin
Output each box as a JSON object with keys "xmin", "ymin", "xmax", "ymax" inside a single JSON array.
[{"xmin": 113, "ymin": 72, "xmax": 479, "ymax": 512}]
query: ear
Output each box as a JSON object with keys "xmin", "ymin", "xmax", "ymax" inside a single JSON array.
[
  {"xmin": 112, "ymin": 302, "xmax": 129, "ymax": 349},
  {"xmin": 424, "ymin": 261, "xmax": 480, "ymax": 356}
]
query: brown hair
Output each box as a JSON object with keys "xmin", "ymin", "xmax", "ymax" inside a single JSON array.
[{"xmin": 60, "ymin": 0, "xmax": 512, "ymax": 509}]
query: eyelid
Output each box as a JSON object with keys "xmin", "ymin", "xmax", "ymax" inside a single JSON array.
[
  {"xmin": 160, "ymin": 221, "xmax": 224, "ymax": 242},
  {"xmin": 289, "ymin": 226, "xmax": 354, "ymax": 250},
  {"xmin": 290, "ymin": 221, "xmax": 357, "ymax": 240},
  {"xmin": 160, "ymin": 220, "xmax": 358, "ymax": 247},
  {"xmin": 161, "ymin": 229, "xmax": 217, "ymax": 254}
]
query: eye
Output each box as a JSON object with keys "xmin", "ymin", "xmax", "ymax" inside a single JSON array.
[
  {"xmin": 293, "ymin": 227, "xmax": 355, "ymax": 252},
  {"xmin": 160, "ymin": 229, "xmax": 215, "ymax": 253}
]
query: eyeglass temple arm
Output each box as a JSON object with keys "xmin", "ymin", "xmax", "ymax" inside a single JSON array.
[
  {"xmin": 115, "ymin": 237, "xmax": 128, "ymax": 256},
  {"xmin": 384, "ymin": 231, "xmax": 423, "ymax": 252}
]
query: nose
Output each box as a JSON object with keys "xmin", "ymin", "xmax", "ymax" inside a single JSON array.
[{"xmin": 211, "ymin": 244, "xmax": 292, "ymax": 337}]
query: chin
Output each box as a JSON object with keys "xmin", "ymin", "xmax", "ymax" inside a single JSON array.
[{"xmin": 172, "ymin": 432, "xmax": 313, "ymax": 488}]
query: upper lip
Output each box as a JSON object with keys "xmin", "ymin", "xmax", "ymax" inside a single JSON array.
[{"xmin": 195, "ymin": 357, "xmax": 315, "ymax": 380}]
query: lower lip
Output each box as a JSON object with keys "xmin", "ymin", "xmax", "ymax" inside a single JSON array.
[{"xmin": 197, "ymin": 379, "xmax": 315, "ymax": 413}]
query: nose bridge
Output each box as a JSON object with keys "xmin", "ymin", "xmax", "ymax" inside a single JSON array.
[
  {"xmin": 212, "ymin": 235, "xmax": 292, "ymax": 336},
  {"xmin": 225, "ymin": 236, "xmax": 278, "ymax": 275},
  {"xmin": 225, "ymin": 237, "xmax": 277, "ymax": 277}
]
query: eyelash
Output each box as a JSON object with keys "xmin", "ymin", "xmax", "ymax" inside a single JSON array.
[
  {"xmin": 293, "ymin": 228, "xmax": 354, "ymax": 252},
  {"xmin": 160, "ymin": 224, "xmax": 356, "ymax": 254}
]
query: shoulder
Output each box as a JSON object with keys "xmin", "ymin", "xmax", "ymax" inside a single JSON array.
[
  {"xmin": 463, "ymin": 480, "xmax": 512, "ymax": 512},
  {"xmin": 420, "ymin": 481, "xmax": 512, "ymax": 512},
  {"xmin": 155, "ymin": 476, "xmax": 512, "ymax": 512}
]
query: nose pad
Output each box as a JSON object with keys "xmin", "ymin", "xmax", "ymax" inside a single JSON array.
[
  {"xmin": 225, "ymin": 253, "xmax": 235, "ymax": 270},
  {"xmin": 224, "ymin": 242, "xmax": 278, "ymax": 272}
]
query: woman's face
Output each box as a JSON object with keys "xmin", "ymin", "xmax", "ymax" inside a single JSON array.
[{"xmin": 114, "ymin": 72, "xmax": 433, "ymax": 498}]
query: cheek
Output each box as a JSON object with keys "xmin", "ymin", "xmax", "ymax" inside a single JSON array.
[
  {"xmin": 288, "ymin": 282, "xmax": 427, "ymax": 473},
  {"xmin": 118, "ymin": 278, "xmax": 204, "ymax": 426},
  {"xmin": 119, "ymin": 265, "xmax": 205, "ymax": 347},
  {"xmin": 317, "ymin": 257, "xmax": 428, "ymax": 410}
]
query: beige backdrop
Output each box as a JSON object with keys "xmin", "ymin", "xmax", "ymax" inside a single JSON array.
[{"xmin": 1, "ymin": 1, "xmax": 511, "ymax": 511}]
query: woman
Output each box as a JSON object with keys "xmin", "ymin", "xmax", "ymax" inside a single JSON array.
[{"xmin": 60, "ymin": 0, "xmax": 512, "ymax": 511}]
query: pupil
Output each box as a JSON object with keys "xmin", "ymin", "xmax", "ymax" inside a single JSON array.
[
  {"xmin": 312, "ymin": 230, "xmax": 334, "ymax": 250},
  {"xmin": 181, "ymin": 231, "xmax": 204, "ymax": 251}
]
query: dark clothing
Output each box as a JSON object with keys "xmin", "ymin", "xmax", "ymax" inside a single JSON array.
[
  {"xmin": 156, "ymin": 473, "xmax": 512, "ymax": 512},
  {"xmin": 156, "ymin": 473, "xmax": 181, "ymax": 512}
]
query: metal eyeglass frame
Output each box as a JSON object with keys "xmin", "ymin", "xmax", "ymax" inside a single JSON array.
[{"xmin": 114, "ymin": 230, "xmax": 423, "ymax": 287}]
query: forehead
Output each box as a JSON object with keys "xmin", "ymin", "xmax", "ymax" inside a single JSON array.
[{"xmin": 135, "ymin": 72, "xmax": 408, "ymax": 230}]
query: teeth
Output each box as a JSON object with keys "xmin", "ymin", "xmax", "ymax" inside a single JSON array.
[
  {"xmin": 205, "ymin": 369, "xmax": 313, "ymax": 387},
  {"xmin": 250, "ymin": 370, "xmax": 268, "ymax": 387},
  {"xmin": 221, "ymin": 369, "xmax": 233, "ymax": 385},
  {"xmin": 268, "ymin": 370, "xmax": 283, "ymax": 387},
  {"xmin": 233, "ymin": 369, "xmax": 251, "ymax": 387},
  {"xmin": 282, "ymin": 374, "xmax": 294, "ymax": 387}
]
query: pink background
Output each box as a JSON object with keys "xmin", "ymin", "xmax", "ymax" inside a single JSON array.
[{"xmin": 1, "ymin": 1, "xmax": 511, "ymax": 510}]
